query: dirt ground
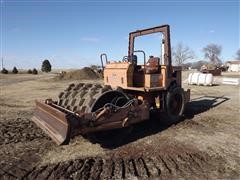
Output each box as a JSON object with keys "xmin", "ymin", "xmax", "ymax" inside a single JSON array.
[{"xmin": 0, "ymin": 71, "xmax": 240, "ymax": 179}]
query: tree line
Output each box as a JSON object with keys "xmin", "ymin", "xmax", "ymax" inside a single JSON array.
[
  {"xmin": 172, "ymin": 43, "xmax": 240, "ymax": 68},
  {"xmin": 1, "ymin": 59, "xmax": 52, "ymax": 74}
]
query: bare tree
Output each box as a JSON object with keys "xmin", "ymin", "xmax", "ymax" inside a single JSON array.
[
  {"xmin": 172, "ymin": 43, "xmax": 194, "ymax": 66},
  {"xmin": 203, "ymin": 43, "xmax": 222, "ymax": 65},
  {"xmin": 236, "ymin": 49, "xmax": 240, "ymax": 60}
]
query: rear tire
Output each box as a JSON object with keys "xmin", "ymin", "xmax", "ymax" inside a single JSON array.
[{"xmin": 165, "ymin": 86, "xmax": 185, "ymax": 123}]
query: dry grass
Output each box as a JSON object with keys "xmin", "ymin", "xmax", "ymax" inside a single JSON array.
[{"xmin": 0, "ymin": 73, "xmax": 102, "ymax": 119}]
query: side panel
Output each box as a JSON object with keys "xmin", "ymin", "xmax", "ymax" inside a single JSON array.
[
  {"xmin": 104, "ymin": 62, "xmax": 134, "ymax": 88},
  {"xmin": 144, "ymin": 74, "xmax": 163, "ymax": 88},
  {"xmin": 160, "ymin": 65, "xmax": 169, "ymax": 88},
  {"xmin": 172, "ymin": 66, "xmax": 182, "ymax": 87}
]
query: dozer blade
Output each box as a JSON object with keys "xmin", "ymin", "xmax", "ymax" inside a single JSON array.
[{"xmin": 32, "ymin": 101, "xmax": 70, "ymax": 145}]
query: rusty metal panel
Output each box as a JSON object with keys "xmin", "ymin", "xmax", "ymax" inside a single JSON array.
[
  {"xmin": 104, "ymin": 62, "xmax": 134, "ymax": 88},
  {"xmin": 144, "ymin": 74, "xmax": 162, "ymax": 88},
  {"xmin": 81, "ymin": 102, "xmax": 149, "ymax": 134},
  {"xmin": 104, "ymin": 62, "xmax": 130, "ymax": 69},
  {"xmin": 32, "ymin": 101, "xmax": 70, "ymax": 145},
  {"xmin": 172, "ymin": 66, "xmax": 182, "ymax": 87}
]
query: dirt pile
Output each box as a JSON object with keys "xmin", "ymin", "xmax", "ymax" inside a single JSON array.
[{"xmin": 57, "ymin": 67, "xmax": 102, "ymax": 80}]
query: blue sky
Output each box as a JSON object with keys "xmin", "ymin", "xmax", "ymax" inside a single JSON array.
[{"xmin": 1, "ymin": 0, "xmax": 239, "ymax": 69}]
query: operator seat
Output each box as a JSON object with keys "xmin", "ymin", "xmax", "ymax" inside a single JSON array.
[{"xmin": 145, "ymin": 56, "xmax": 160, "ymax": 74}]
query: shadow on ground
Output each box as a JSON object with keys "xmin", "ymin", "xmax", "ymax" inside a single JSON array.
[
  {"xmin": 184, "ymin": 95, "xmax": 229, "ymax": 118},
  {"xmin": 99, "ymin": 95, "xmax": 229, "ymax": 149}
]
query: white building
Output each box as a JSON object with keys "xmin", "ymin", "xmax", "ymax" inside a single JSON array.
[{"xmin": 226, "ymin": 60, "xmax": 240, "ymax": 72}]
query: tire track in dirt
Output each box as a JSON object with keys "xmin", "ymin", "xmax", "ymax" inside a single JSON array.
[
  {"xmin": 1, "ymin": 151, "xmax": 229, "ymax": 179},
  {"xmin": 0, "ymin": 118, "xmax": 49, "ymax": 145},
  {"xmin": 1, "ymin": 118, "xmax": 238, "ymax": 179}
]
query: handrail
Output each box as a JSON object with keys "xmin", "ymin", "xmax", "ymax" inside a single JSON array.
[
  {"xmin": 100, "ymin": 53, "xmax": 108, "ymax": 70},
  {"xmin": 122, "ymin": 56, "xmax": 128, "ymax": 61},
  {"xmin": 134, "ymin": 50, "xmax": 146, "ymax": 67}
]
